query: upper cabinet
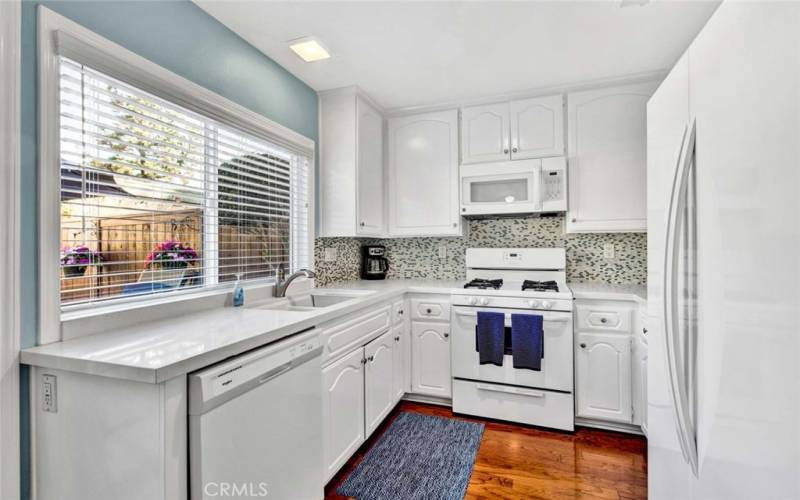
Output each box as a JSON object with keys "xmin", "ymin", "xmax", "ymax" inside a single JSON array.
[
  {"xmin": 319, "ymin": 88, "xmax": 385, "ymax": 237},
  {"xmin": 387, "ymin": 110, "xmax": 462, "ymax": 237},
  {"xmin": 460, "ymin": 94, "xmax": 564, "ymax": 165},
  {"xmin": 566, "ymin": 82, "xmax": 658, "ymax": 233}
]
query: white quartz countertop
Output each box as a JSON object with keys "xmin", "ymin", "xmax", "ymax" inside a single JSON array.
[
  {"xmin": 568, "ymin": 282, "xmax": 647, "ymax": 304},
  {"xmin": 21, "ymin": 279, "xmax": 459, "ymax": 384}
]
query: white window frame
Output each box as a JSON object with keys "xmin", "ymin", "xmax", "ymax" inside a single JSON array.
[
  {"xmin": 0, "ymin": 1, "xmax": 21, "ymax": 497},
  {"xmin": 38, "ymin": 7, "xmax": 316, "ymax": 344}
]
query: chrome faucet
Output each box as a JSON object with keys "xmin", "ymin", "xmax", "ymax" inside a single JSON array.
[{"xmin": 274, "ymin": 268, "xmax": 317, "ymax": 298}]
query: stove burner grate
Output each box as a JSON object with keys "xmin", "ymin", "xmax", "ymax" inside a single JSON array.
[
  {"xmin": 521, "ymin": 280, "xmax": 559, "ymax": 292},
  {"xmin": 464, "ymin": 278, "xmax": 503, "ymax": 290}
]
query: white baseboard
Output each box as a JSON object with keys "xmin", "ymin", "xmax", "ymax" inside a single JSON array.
[
  {"xmin": 401, "ymin": 393, "xmax": 452, "ymax": 407},
  {"xmin": 575, "ymin": 417, "xmax": 645, "ymax": 436}
]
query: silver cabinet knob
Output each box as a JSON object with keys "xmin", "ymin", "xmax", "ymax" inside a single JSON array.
[
  {"xmin": 452, "ymin": 222, "xmax": 457, "ymax": 227},
  {"xmin": 643, "ymin": 328, "xmax": 648, "ymax": 334},
  {"xmin": 571, "ymin": 218, "xmax": 577, "ymax": 223},
  {"xmin": 580, "ymin": 343, "xmax": 587, "ymax": 348},
  {"xmin": 512, "ymin": 147, "xmax": 518, "ymax": 153},
  {"xmin": 368, "ymin": 355, "xmax": 374, "ymax": 362},
  {"xmin": 361, "ymin": 358, "xmax": 367, "ymax": 364},
  {"xmin": 426, "ymin": 308, "xmax": 432, "ymax": 314},
  {"xmin": 395, "ymin": 336, "xmax": 400, "ymax": 342},
  {"xmin": 600, "ymin": 317, "xmax": 608, "ymax": 324},
  {"xmin": 359, "ymin": 221, "xmax": 365, "ymax": 227},
  {"xmin": 444, "ymin": 332, "xmax": 450, "ymax": 338}
]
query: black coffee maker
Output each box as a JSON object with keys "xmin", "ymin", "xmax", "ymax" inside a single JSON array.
[{"xmin": 361, "ymin": 245, "xmax": 388, "ymax": 280}]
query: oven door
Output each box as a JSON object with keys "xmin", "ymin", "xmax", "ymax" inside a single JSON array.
[
  {"xmin": 460, "ymin": 161, "xmax": 542, "ymax": 216},
  {"xmin": 451, "ymin": 306, "xmax": 573, "ymax": 392}
]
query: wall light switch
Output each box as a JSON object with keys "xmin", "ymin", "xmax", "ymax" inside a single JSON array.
[
  {"xmin": 438, "ymin": 245, "xmax": 447, "ymax": 260},
  {"xmin": 603, "ymin": 243, "xmax": 616, "ymax": 259},
  {"xmin": 42, "ymin": 374, "xmax": 57, "ymax": 413},
  {"xmin": 323, "ymin": 247, "xmax": 337, "ymax": 262}
]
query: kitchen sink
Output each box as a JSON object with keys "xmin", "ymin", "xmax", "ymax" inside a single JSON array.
[{"xmin": 253, "ymin": 290, "xmax": 374, "ymax": 311}]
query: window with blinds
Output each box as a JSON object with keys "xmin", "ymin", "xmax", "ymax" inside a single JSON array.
[{"xmin": 59, "ymin": 57, "xmax": 311, "ymax": 306}]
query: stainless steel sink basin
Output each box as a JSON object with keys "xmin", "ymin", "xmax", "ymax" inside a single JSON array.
[{"xmin": 252, "ymin": 290, "xmax": 374, "ymax": 311}]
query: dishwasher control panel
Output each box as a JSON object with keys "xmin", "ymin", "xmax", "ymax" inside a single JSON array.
[{"xmin": 188, "ymin": 328, "xmax": 320, "ymax": 413}]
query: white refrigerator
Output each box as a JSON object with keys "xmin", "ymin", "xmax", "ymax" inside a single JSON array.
[{"xmin": 646, "ymin": 1, "xmax": 800, "ymax": 499}]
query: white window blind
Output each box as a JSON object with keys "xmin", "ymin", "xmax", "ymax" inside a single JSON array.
[{"xmin": 58, "ymin": 57, "xmax": 311, "ymax": 307}]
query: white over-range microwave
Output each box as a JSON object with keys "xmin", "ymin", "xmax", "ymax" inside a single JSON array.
[{"xmin": 459, "ymin": 157, "xmax": 567, "ymax": 216}]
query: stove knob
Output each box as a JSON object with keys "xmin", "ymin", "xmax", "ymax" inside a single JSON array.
[
  {"xmin": 541, "ymin": 301, "xmax": 553, "ymax": 310},
  {"xmin": 480, "ymin": 297, "xmax": 490, "ymax": 306},
  {"xmin": 468, "ymin": 296, "xmax": 478, "ymax": 305},
  {"xmin": 527, "ymin": 299, "xmax": 540, "ymax": 308}
]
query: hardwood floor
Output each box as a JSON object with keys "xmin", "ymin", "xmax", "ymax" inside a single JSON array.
[{"xmin": 324, "ymin": 401, "xmax": 647, "ymax": 500}]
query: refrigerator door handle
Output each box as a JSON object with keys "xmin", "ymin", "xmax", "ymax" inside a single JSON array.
[{"xmin": 664, "ymin": 119, "xmax": 700, "ymax": 477}]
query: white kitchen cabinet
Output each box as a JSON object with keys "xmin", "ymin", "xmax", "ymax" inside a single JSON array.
[
  {"xmin": 392, "ymin": 323, "xmax": 408, "ymax": 403},
  {"xmin": 633, "ymin": 332, "xmax": 648, "ymax": 433},
  {"xmin": 566, "ymin": 81, "xmax": 658, "ymax": 233},
  {"xmin": 364, "ymin": 331, "xmax": 395, "ymax": 436},
  {"xmin": 387, "ymin": 110, "xmax": 461, "ymax": 236},
  {"xmin": 576, "ymin": 332, "xmax": 632, "ymax": 423},
  {"xmin": 411, "ymin": 322, "xmax": 452, "ymax": 398},
  {"xmin": 319, "ymin": 87, "xmax": 385, "ymax": 237},
  {"xmin": 322, "ymin": 348, "xmax": 365, "ymax": 482},
  {"xmin": 510, "ymin": 95, "xmax": 565, "ymax": 160},
  {"xmin": 460, "ymin": 95, "xmax": 564, "ymax": 165},
  {"xmin": 460, "ymin": 102, "xmax": 510, "ymax": 164}
]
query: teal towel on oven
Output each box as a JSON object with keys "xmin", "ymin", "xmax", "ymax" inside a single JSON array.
[
  {"xmin": 476, "ymin": 311, "xmax": 505, "ymax": 366},
  {"xmin": 511, "ymin": 314, "xmax": 543, "ymax": 371}
]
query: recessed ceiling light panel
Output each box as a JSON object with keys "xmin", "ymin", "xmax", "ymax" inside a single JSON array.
[{"xmin": 289, "ymin": 37, "xmax": 331, "ymax": 62}]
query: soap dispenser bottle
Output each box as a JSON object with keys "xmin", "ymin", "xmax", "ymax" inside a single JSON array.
[{"xmin": 232, "ymin": 273, "xmax": 244, "ymax": 307}]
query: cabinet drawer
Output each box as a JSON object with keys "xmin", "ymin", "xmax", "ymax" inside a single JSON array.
[
  {"xmin": 392, "ymin": 299, "xmax": 406, "ymax": 325},
  {"xmin": 576, "ymin": 304, "xmax": 633, "ymax": 333},
  {"xmin": 410, "ymin": 299, "xmax": 450, "ymax": 321},
  {"xmin": 322, "ymin": 306, "xmax": 391, "ymax": 363},
  {"xmin": 452, "ymin": 379, "xmax": 574, "ymax": 431}
]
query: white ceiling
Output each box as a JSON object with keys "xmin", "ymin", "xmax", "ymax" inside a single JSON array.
[{"xmin": 194, "ymin": 0, "xmax": 720, "ymax": 111}]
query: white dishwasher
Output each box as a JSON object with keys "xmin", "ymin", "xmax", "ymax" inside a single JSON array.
[{"xmin": 188, "ymin": 328, "xmax": 323, "ymax": 500}]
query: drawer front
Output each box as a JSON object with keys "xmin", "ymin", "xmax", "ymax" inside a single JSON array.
[
  {"xmin": 392, "ymin": 300, "xmax": 406, "ymax": 325},
  {"xmin": 576, "ymin": 304, "xmax": 633, "ymax": 333},
  {"xmin": 410, "ymin": 299, "xmax": 451, "ymax": 321},
  {"xmin": 452, "ymin": 379, "xmax": 574, "ymax": 431},
  {"xmin": 322, "ymin": 306, "xmax": 391, "ymax": 363}
]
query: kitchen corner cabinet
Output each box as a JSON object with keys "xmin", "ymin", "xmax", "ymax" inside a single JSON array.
[
  {"xmin": 411, "ymin": 321, "xmax": 452, "ymax": 398},
  {"xmin": 566, "ymin": 81, "xmax": 658, "ymax": 233},
  {"xmin": 319, "ymin": 88, "xmax": 385, "ymax": 237},
  {"xmin": 387, "ymin": 110, "xmax": 462, "ymax": 237},
  {"xmin": 460, "ymin": 94, "xmax": 564, "ymax": 165}
]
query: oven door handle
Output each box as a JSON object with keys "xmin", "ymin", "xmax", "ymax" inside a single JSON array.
[{"xmin": 453, "ymin": 310, "xmax": 570, "ymax": 323}]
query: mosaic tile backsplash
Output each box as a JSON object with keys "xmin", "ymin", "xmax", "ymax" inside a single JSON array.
[{"xmin": 314, "ymin": 216, "xmax": 646, "ymax": 286}]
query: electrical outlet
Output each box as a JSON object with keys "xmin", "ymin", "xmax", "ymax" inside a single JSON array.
[
  {"xmin": 438, "ymin": 245, "xmax": 447, "ymax": 260},
  {"xmin": 603, "ymin": 243, "xmax": 616, "ymax": 259},
  {"xmin": 323, "ymin": 247, "xmax": 337, "ymax": 262},
  {"xmin": 42, "ymin": 374, "xmax": 57, "ymax": 413}
]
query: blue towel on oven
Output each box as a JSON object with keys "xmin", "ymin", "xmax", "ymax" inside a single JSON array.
[
  {"xmin": 511, "ymin": 314, "xmax": 543, "ymax": 371},
  {"xmin": 477, "ymin": 311, "xmax": 505, "ymax": 366}
]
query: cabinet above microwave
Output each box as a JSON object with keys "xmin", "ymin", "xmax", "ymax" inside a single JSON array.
[{"xmin": 460, "ymin": 157, "xmax": 567, "ymax": 217}]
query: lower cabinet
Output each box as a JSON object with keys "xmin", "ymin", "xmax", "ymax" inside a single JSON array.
[
  {"xmin": 633, "ymin": 333, "xmax": 648, "ymax": 433},
  {"xmin": 392, "ymin": 323, "xmax": 409, "ymax": 403},
  {"xmin": 575, "ymin": 331, "xmax": 632, "ymax": 423},
  {"xmin": 411, "ymin": 322, "xmax": 452, "ymax": 398},
  {"xmin": 322, "ymin": 348, "xmax": 365, "ymax": 482},
  {"xmin": 365, "ymin": 331, "xmax": 395, "ymax": 436}
]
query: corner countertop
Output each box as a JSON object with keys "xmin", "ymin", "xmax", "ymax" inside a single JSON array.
[
  {"xmin": 21, "ymin": 279, "xmax": 460, "ymax": 384},
  {"xmin": 567, "ymin": 282, "xmax": 647, "ymax": 305}
]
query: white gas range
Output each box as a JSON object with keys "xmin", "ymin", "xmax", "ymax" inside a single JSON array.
[{"xmin": 450, "ymin": 248, "xmax": 575, "ymax": 431}]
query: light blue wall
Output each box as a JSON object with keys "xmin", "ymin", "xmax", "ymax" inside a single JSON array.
[{"xmin": 19, "ymin": 1, "xmax": 318, "ymax": 496}]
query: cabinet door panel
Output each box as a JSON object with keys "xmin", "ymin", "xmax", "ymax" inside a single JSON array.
[
  {"xmin": 365, "ymin": 331, "xmax": 395, "ymax": 436},
  {"xmin": 388, "ymin": 110, "xmax": 461, "ymax": 236},
  {"xmin": 357, "ymin": 97, "xmax": 384, "ymax": 236},
  {"xmin": 411, "ymin": 322, "xmax": 452, "ymax": 398},
  {"xmin": 460, "ymin": 102, "xmax": 510, "ymax": 164},
  {"xmin": 633, "ymin": 335, "xmax": 648, "ymax": 430},
  {"xmin": 322, "ymin": 349, "xmax": 365, "ymax": 482},
  {"xmin": 511, "ymin": 95, "xmax": 564, "ymax": 159},
  {"xmin": 392, "ymin": 323, "xmax": 407, "ymax": 403},
  {"xmin": 576, "ymin": 332, "xmax": 632, "ymax": 423},
  {"xmin": 567, "ymin": 82, "xmax": 657, "ymax": 233}
]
